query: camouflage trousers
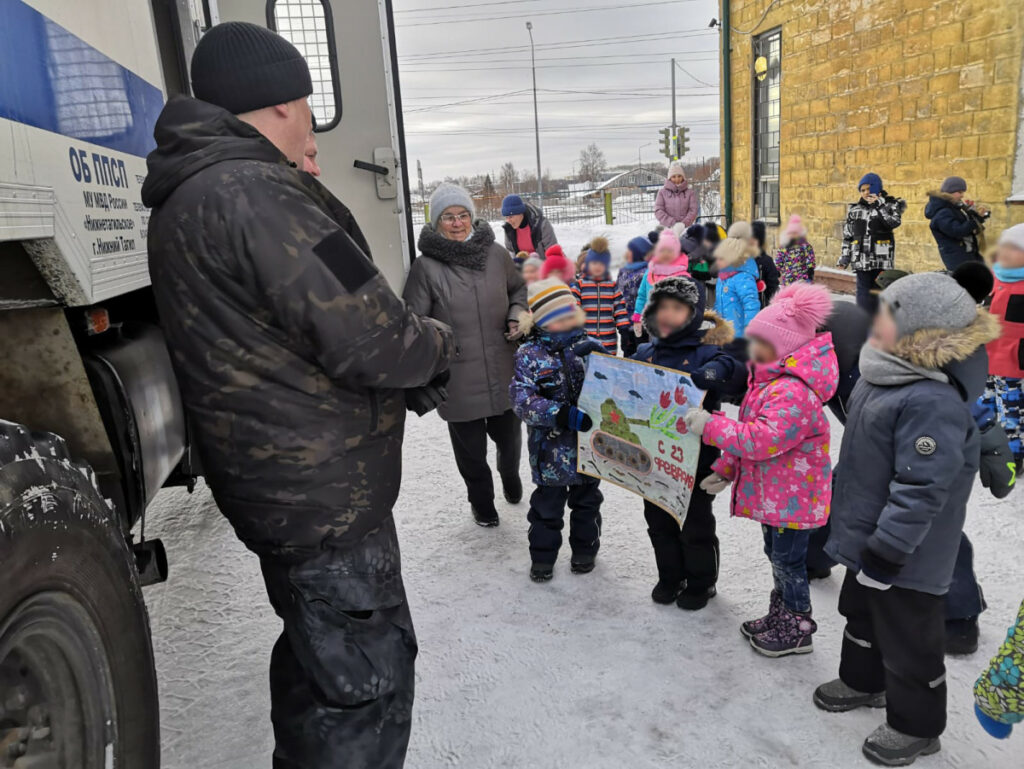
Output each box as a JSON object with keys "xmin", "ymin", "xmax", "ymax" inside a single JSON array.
[
  {"xmin": 980, "ymin": 376, "xmax": 1023, "ymax": 467},
  {"xmin": 259, "ymin": 517, "xmax": 417, "ymax": 769}
]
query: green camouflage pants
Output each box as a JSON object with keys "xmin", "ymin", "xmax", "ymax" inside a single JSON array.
[{"xmin": 260, "ymin": 517, "xmax": 416, "ymax": 768}]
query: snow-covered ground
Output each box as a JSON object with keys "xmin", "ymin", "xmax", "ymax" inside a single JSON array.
[{"xmin": 144, "ymin": 408, "xmax": 1022, "ymax": 769}]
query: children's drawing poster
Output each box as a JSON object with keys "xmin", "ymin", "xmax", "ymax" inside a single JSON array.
[{"xmin": 576, "ymin": 354, "xmax": 706, "ymax": 524}]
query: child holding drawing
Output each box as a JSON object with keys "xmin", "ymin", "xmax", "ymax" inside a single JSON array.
[
  {"xmin": 684, "ymin": 283, "xmax": 838, "ymax": 656},
  {"xmin": 632, "ymin": 276, "xmax": 746, "ymax": 610}
]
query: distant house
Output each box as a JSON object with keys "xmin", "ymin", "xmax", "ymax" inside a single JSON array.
[
  {"xmin": 596, "ymin": 167, "xmax": 665, "ymax": 194},
  {"xmin": 720, "ymin": 0, "xmax": 1024, "ymax": 272}
]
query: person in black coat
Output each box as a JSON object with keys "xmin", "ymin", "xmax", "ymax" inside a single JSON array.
[
  {"xmin": 923, "ymin": 176, "xmax": 988, "ymax": 271},
  {"xmin": 751, "ymin": 220, "xmax": 780, "ymax": 307},
  {"xmin": 632, "ymin": 276, "xmax": 747, "ymax": 610}
]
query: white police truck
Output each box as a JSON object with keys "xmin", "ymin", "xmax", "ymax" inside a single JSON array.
[{"xmin": 0, "ymin": 1, "xmax": 413, "ymax": 764}]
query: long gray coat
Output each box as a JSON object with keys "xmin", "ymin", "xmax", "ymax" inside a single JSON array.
[
  {"xmin": 404, "ymin": 221, "xmax": 528, "ymax": 423},
  {"xmin": 826, "ymin": 309, "xmax": 1000, "ymax": 595}
]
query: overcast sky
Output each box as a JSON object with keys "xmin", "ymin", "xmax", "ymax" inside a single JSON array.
[{"xmin": 392, "ymin": 0, "xmax": 722, "ymax": 183}]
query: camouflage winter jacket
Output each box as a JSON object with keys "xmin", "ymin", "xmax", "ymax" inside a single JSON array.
[
  {"xmin": 141, "ymin": 96, "xmax": 453, "ymax": 559},
  {"xmin": 510, "ymin": 327, "xmax": 591, "ymax": 486}
]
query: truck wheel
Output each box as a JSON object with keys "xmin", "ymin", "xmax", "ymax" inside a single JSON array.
[{"xmin": 0, "ymin": 421, "xmax": 159, "ymax": 768}]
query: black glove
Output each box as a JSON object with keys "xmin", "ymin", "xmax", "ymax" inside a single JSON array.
[
  {"xmin": 405, "ymin": 371, "xmax": 450, "ymax": 417},
  {"xmin": 572, "ymin": 338, "xmax": 606, "ymax": 358},
  {"xmin": 858, "ymin": 546, "xmax": 901, "ymax": 586},
  {"xmin": 555, "ymin": 405, "xmax": 593, "ymax": 432},
  {"xmin": 978, "ymin": 422, "xmax": 1017, "ymax": 500}
]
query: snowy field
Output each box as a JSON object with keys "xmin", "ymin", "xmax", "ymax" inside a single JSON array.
[{"xmin": 144, "ymin": 408, "xmax": 1023, "ymax": 769}]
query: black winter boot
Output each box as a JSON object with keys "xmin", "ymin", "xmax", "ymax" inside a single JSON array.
[
  {"xmin": 945, "ymin": 617, "xmax": 979, "ymax": 656},
  {"xmin": 502, "ymin": 475, "xmax": 523, "ymax": 504},
  {"xmin": 651, "ymin": 580, "xmax": 683, "ymax": 604},
  {"xmin": 862, "ymin": 724, "xmax": 940, "ymax": 766},
  {"xmin": 472, "ymin": 504, "xmax": 500, "ymax": 527},
  {"xmin": 530, "ymin": 563, "xmax": 553, "ymax": 582},
  {"xmin": 570, "ymin": 554, "xmax": 596, "ymax": 574},
  {"xmin": 677, "ymin": 585, "xmax": 716, "ymax": 611}
]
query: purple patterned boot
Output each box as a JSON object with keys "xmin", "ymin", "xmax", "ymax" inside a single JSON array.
[
  {"xmin": 741, "ymin": 591, "xmax": 782, "ymax": 639},
  {"xmin": 750, "ymin": 605, "xmax": 816, "ymax": 657}
]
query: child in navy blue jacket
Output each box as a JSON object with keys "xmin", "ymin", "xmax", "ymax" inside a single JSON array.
[
  {"xmin": 511, "ymin": 279, "xmax": 606, "ymax": 582},
  {"xmin": 632, "ymin": 276, "xmax": 747, "ymax": 609}
]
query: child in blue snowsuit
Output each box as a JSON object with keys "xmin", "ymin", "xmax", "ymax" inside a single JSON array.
[
  {"xmin": 713, "ymin": 221, "xmax": 761, "ymax": 337},
  {"xmin": 511, "ymin": 278, "xmax": 605, "ymax": 582},
  {"xmin": 632, "ymin": 276, "xmax": 747, "ymax": 609}
]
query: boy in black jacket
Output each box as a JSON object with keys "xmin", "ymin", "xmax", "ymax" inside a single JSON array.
[{"xmin": 632, "ymin": 277, "xmax": 747, "ymax": 609}]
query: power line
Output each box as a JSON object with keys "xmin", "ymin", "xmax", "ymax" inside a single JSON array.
[
  {"xmin": 398, "ymin": 30, "xmax": 715, "ymax": 60},
  {"xmin": 394, "ymin": 0, "xmax": 547, "ymax": 12},
  {"xmin": 400, "ymin": 49, "xmax": 719, "ymax": 67},
  {"xmin": 396, "ymin": 0, "xmax": 698, "ymax": 27},
  {"xmin": 402, "ymin": 55, "xmax": 717, "ymax": 72}
]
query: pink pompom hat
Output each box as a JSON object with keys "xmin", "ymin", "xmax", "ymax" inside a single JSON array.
[
  {"xmin": 783, "ymin": 214, "xmax": 806, "ymax": 240},
  {"xmin": 745, "ymin": 282, "xmax": 833, "ymax": 358}
]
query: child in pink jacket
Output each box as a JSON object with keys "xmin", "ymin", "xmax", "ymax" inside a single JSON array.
[{"xmin": 684, "ymin": 283, "xmax": 839, "ymax": 657}]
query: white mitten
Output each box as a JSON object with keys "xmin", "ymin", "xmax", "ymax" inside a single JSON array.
[{"xmin": 699, "ymin": 473, "xmax": 730, "ymax": 495}]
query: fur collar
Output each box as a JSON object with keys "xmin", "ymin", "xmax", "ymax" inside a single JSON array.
[
  {"xmin": 700, "ymin": 311, "xmax": 735, "ymax": 346},
  {"xmin": 418, "ymin": 219, "xmax": 496, "ymax": 270},
  {"xmin": 926, "ymin": 190, "xmax": 963, "ymax": 206},
  {"xmin": 892, "ymin": 309, "xmax": 1000, "ymax": 370}
]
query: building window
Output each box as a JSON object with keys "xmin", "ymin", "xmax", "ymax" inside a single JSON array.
[
  {"xmin": 267, "ymin": 0, "xmax": 342, "ymax": 131},
  {"xmin": 753, "ymin": 28, "xmax": 781, "ymax": 222}
]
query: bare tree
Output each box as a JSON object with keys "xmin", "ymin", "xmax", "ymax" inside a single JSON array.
[
  {"xmin": 578, "ymin": 143, "xmax": 607, "ymax": 184},
  {"xmin": 499, "ymin": 162, "xmax": 518, "ymax": 194}
]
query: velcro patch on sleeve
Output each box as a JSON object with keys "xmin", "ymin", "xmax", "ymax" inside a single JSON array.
[{"xmin": 312, "ymin": 229, "xmax": 379, "ymax": 293}]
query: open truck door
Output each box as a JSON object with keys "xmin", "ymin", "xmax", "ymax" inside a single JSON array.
[
  {"xmin": 0, "ymin": 0, "xmax": 410, "ymax": 766},
  {"xmin": 214, "ymin": 0, "xmax": 414, "ymax": 290}
]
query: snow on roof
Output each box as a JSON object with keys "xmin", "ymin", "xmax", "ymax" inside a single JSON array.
[{"xmin": 595, "ymin": 167, "xmax": 665, "ymax": 191}]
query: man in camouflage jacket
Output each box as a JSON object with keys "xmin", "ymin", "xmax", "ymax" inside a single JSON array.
[{"xmin": 141, "ymin": 23, "xmax": 453, "ymax": 769}]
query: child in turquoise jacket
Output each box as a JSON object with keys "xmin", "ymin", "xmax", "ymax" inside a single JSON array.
[{"xmin": 713, "ymin": 221, "xmax": 761, "ymax": 337}]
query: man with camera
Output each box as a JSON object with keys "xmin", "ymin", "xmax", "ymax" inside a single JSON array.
[{"xmin": 925, "ymin": 176, "xmax": 990, "ymax": 271}]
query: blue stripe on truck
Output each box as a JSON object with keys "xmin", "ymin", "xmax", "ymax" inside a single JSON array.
[{"xmin": 0, "ymin": 0, "xmax": 164, "ymax": 157}]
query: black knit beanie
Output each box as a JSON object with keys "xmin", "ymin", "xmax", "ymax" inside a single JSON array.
[{"xmin": 190, "ymin": 22, "xmax": 313, "ymax": 114}]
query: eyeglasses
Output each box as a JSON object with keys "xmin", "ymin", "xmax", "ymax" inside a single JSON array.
[{"xmin": 440, "ymin": 212, "xmax": 472, "ymax": 225}]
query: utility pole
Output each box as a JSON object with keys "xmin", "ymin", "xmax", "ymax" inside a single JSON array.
[
  {"xmin": 526, "ymin": 21, "xmax": 543, "ymax": 204},
  {"xmin": 671, "ymin": 57, "xmax": 678, "ymax": 160}
]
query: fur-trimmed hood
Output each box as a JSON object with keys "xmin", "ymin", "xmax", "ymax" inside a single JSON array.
[
  {"xmin": 418, "ymin": 219, "xmax": 497, "ymax": 270},
  {"xmin": 892, "ymin": 308, "xmax": 1000, "ymax": 370},
  {"xmin": 924, "ymin": 190, "xmax": 965, "ymax": 220}
]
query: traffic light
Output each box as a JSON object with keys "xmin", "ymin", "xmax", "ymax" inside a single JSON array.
[
  {"xmin": 659, "ymin": 127, "xmax": 672, "ymax": 159},
  {"xmin": 676, "ymin": 127, "xmax": 690, "ymax": 158}
]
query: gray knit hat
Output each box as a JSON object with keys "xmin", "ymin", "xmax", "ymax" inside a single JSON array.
[
  {"xmin": 880, "ymin": 272, "xmax": 976, "ymax": 338},
  {"xmin": 429, "ymin": 184, "xmax": 475, "ymax": 229},
  {"xmin": 940, "ymin": 176, "xmax": 967, "ymax": 194}
]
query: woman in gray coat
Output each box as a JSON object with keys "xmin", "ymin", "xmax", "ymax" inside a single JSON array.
[{"xmin": 404, "ymin": 184, "xmax": 529, "ymax": 527}]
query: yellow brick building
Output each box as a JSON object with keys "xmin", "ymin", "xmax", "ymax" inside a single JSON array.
[{"xmin": 719, "ymin": 0, "xmax": 1024, "ymax": 272}]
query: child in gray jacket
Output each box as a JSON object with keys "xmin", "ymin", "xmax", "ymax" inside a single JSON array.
[{"xmin": 814, "ymin": 270, "xmax": 1000, "ymax": 767}]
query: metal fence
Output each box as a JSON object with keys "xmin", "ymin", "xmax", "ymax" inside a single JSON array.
[{"xmin": 411, "ymin": 180, "xmax": 724, "ymax": 230}]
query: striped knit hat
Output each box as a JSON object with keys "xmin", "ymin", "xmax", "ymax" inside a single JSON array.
[{"xmin": 528, "ymin": 278, "xmax": 579, "ymax": 329}]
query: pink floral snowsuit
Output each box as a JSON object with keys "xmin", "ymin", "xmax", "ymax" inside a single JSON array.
[{"xmin": 704, "ymin": 334, "xmax": 839, "ymax": 529}]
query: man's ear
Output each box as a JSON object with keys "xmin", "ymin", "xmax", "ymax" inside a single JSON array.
[{"xmin": 272, "ymin": 103, "xmax": 290, "ymax": 119}]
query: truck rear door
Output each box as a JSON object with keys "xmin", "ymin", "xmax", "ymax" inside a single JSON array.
[{"xmin": 212, "ymin": 0, "xmax": 413, "ymax": 290}]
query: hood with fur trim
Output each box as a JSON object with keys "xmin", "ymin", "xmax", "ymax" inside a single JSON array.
[
  {"xmin": 924, "ymin": 190, "xmax": 967, "ymax": 220},
  {"xmin": 892, "ymin": 308, "xmax": 1000, "ymax": 370}
]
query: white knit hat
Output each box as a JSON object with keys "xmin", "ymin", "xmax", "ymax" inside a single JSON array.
[{"xmin": 998, "ymin": 223, "xmax": 1024, "ymax": 251}]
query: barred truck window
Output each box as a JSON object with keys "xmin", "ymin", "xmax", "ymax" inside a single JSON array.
[{"xmin": 268, "ymin": 0, "xmax": 342, "ymax": 131}]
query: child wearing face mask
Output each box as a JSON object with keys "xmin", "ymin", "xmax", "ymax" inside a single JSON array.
[{"xmin": 685, "ymin": 283, "xmax": 838, "ymax": 656}]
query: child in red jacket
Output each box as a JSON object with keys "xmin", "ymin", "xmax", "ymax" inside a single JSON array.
[{"xmin": 983, "ymin": 223, "xmax": 1024, "ymax": 468}]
